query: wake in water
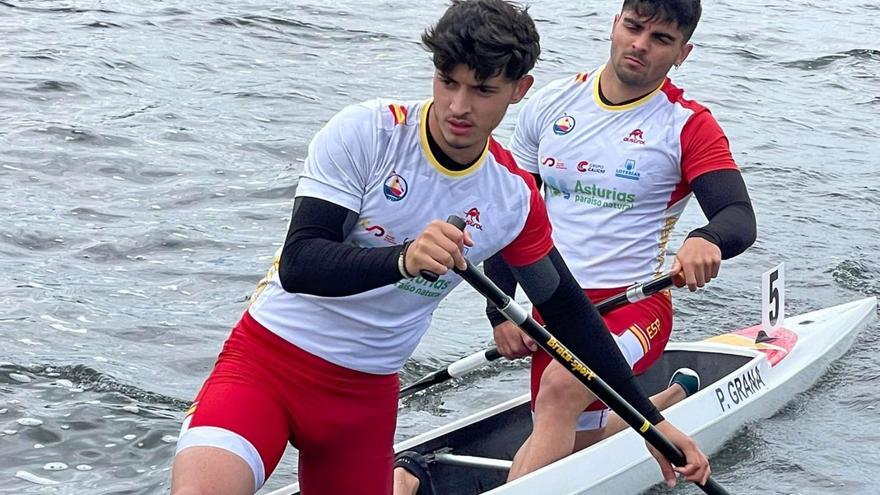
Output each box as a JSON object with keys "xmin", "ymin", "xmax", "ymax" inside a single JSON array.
[{"xmin": 1, "ymin": 363, "xmax": 185, "ymax": 493}]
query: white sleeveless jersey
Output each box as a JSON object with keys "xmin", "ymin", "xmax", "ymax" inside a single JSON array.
[
  {"xmin": 248, "ymin": 99, "xmax": 551, "ymax": 374},
  {"xmin": 510, "ymin": 66, "xmax": 737, "ymax": 288}
]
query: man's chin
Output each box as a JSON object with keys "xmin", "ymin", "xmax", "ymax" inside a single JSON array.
[
  {"xmin": 446, "ymin": 139, "xmax": 473, "ymax": 150},
  {"xmin": 619, "ymin": 73, "xmax": 651, "ymax": 88},
  {"xmin": 443, "ymin": 132, "xmax": 478, "ymax": 150}
]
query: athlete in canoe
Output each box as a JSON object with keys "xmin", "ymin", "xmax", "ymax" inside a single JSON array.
[
  {"xmin": 170, "ymin": 1, "xmax": 711, "ymax": 494},
  {"xmin": 485, "ymin": 0, "xmax": 756, "ymax": 484}
]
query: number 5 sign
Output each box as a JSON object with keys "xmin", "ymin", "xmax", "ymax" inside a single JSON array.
[{"xmin": 762, "ymin": 263, "xmax": 785, "ymax": 332}]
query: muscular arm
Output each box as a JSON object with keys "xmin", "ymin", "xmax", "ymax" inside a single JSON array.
[
  {"xmin": 506, "ymin": 248, "xmax": 663, "ymax": 425},
  {"xmin": 687, "ymin": 169, "xmax": 757, "ymax": 259},
  {"xmin": 278, "ymin": 196, "xmax": 405, "ymax": 296}
]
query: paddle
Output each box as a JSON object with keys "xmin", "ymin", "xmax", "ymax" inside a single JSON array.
[
  {"xmin": 435, "ymin": 215, "xmax": 729, "ymax": 495},
  {"xmin": 399, "ymin": 272, "xmax": 675, "ymax": 398}
]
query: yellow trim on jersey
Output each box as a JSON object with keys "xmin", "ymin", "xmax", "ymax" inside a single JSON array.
[
  {"xmin": 592, "ymin": 65, "xmax": 664, "ymax": 112},
  {"xmin": 419, "ymin": 100, "xmax": 488, "ymax": 178},
  {"xmin": 655, "ymin": 215, "xmax": 680, "ymax": 273},
  {"xmin": 249, "ymin": 249, "xmax": 281, "ymax": 307}
]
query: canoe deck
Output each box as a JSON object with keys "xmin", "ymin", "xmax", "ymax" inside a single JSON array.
[
  {"xmin": 270, "ymin": 297, "xmax": 876, "ymax": 495},
  {"xmin": 411, "ymin": 349, "xmax": 754, "ymax": 494}
]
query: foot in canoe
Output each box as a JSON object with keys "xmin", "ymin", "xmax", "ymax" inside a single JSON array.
[
  {"xmin": 669, "ymin": 367, "xmax": 701, "ymax": 397},
  {"xmin": 393, "ymin": 451, "xmax": 436, "ymax": 495},
  {"xmin": 508, "ymin": 367, "xmax": 703, "ymax": 481}
]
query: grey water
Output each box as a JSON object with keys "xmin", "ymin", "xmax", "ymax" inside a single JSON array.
[{"xmin": 1, "ymin": 0, "xmax": 878, "ymax": 493}]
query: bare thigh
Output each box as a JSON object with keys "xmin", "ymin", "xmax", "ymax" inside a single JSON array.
[{"xmin": 171, "ymin": 446, "xmax": 254, "ymax": 495}]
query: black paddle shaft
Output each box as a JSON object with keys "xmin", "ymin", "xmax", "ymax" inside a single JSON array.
[
  {"xmin": 399, "ymin": 273, "xmax": 674, "ymax": 398},
  {"xmin": 444, "ymin": 215, "xmax": 729, "ymax": 495}
]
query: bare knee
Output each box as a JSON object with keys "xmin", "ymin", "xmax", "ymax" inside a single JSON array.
[
  {"xmin": 536, "ymin": 365, "xmax": 594, "ymax": 411},
  {"xmin": 171, "ymin": 446, "xmax": 255, "ymax": 495}
]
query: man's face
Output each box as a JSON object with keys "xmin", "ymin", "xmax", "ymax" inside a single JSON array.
[
  {"xmin": 430, "ymin": 65, "xmax": 532, "ymax": 162},
  {"xmin": 609, "ymin": 9, "xmax": 693, "ymax": 88}
]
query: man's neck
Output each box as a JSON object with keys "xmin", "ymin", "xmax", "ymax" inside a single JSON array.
[{"xmin": 599, "ymin": 63, "xmax": 663, "ymax": 105}]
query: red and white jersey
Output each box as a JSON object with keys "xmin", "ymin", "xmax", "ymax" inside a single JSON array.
[
  {"xmin": 249, "ymin": 99, "xmax": 552, "ymax": 374},
  {"xmin": 510, "ymin": 66, "xmax": 737, "ymax": 288}
]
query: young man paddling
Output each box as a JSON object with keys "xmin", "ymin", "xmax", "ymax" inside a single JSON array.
[
  {"xmin": 485, "ymin": 0, "xmax": 756, "ymax": 483},
  {"xmin": 170, "ymin": 1, "xmax": 710, "ymax": 494}
]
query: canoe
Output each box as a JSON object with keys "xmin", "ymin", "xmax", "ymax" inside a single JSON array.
[{"xmin": 268, "ymin": 297, "xmax": 876, "ymax": 495}]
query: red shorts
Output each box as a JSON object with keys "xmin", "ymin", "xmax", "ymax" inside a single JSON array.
[
  {"xmin": 531, "ymin": 287, "xmax": 672, "ymax": 428},
  {"xmin": 176, "ymin": 311, "xmax": 399, "ymax": 494}
]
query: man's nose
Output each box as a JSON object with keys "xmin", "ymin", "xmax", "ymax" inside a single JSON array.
[
  {"xmin": 631, "ymin": 32, "xmax": 650, "ymax": 53},
  {"xmin": 449, "ymin": 88, "xmax": 471, "ymax": 116}
]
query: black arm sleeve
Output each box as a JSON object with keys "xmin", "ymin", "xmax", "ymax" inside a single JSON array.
[
  {"xmin": 512, "ymin": 248, "xmax": 664, "ymax": 425},
  {"xmin": 484, "ymin": 253, "xmax": 519, "ymax": 327},
  {"xmin": 277, "ymin": 196, "xmax": 405, "ymax": 297},
  {"xmin": 483, "ymin": 172, "xmax": 543, "ymax": 327},
  {"xmin": 687, "ymin": 169, "xmax": 757, "ymax": 259}
]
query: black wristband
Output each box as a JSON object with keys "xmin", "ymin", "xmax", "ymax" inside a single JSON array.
[{"xmin": 486, "ymin": 303, "xmax": 508, "ymax": 327}]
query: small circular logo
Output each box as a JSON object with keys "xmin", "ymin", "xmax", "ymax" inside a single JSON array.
[
  {"xmin": 383, "ymin": 172, "xmax": 408, "ymax": 201},
  {"xmin": 553, "ymin": 115, "xmax": 576, "ymax": 135}
]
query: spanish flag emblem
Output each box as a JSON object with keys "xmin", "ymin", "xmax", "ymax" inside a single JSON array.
[{"xmin": 388, "ymin": 104, "xmax": 408, "ymax": 125}]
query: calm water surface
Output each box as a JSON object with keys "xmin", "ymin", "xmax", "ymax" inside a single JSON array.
[{"xmin": 1, "ymin": 0, "xmax": 878, "ymax": 493}]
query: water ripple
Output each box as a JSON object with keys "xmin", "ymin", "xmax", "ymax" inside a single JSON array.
[
  {"xmin": 781, "ymin": 48, "xmax": 880, "ymax": 70},
  {"xmin": 4, "ymin": 0, "xmax": 880, "ymax": 493}
]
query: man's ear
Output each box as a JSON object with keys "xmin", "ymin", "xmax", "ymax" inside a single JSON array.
[
  {"xmin": 676, "ymin": 43, "xmax": 694, "ymax": 67},
  {"xmin": 511, "ymin": 75, "xmax": 534, "ymax": 104}
]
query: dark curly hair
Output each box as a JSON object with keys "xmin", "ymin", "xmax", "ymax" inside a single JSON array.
[
  {"xmin": 621, "ymin": 0, "xmax": 702, "ymax": 41},
  {"xmin": 421, "ymin": 0, "xmax": 540, "ymax": 82}
]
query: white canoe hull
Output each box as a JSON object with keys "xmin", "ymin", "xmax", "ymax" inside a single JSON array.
[
  {"xmin": 496, "ymin": 297, "xmax": 876, "ymax": 495},
  {"xmin": 269, "ymin": 297, "xmax": 876, "ymax": 495}
]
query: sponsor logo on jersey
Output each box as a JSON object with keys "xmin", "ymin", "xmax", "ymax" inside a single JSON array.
[
  {"xmin": 546, "ymin": 180, "xmax": 637, "ymax": 211},
  {"xmin": 383, "ymin": 172, "xmax": 408, "ymax": 201},
  {"xmin": 615, "ymin": 159, "xmax": 641, "ymax": 181},
  {"xmin": 464, "ymin": 207, "xmax": 483, "ymax": 230},
  {"xmin": 623, "ymin": 128, "xmax": 646, "ymax": 145},
  {"xmin": 577, "ymin": 160, "xmax": 605, "ymax": 174},
  {"xmin": 361, "ymin": 220, "xmax": 402, "ymax": 244},
  {"xmin": 542, "ymin": 156, "xmax": 566, "ymax": 169},
  {"xmin": 365, "ymin": 224, "xmax": 385, "ymax": 237},
  {"xmin": 552, "ymin": 115, "xmax": 576, "ymax": 135},
  {"xmin": 396, "ymin": 276, "xmax": 451, "ymax": 298}
]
